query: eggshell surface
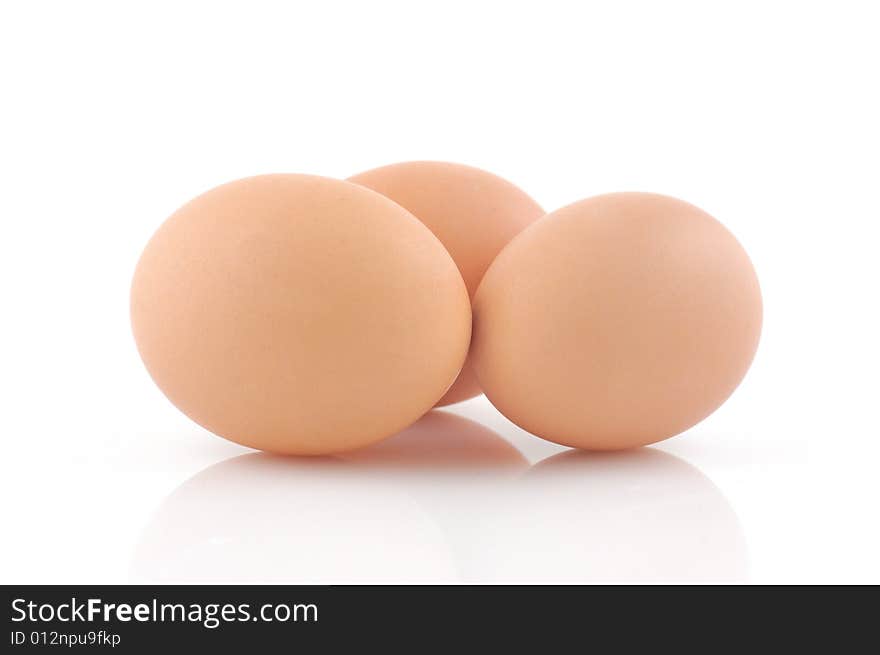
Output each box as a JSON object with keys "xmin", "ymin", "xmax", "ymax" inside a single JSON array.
[
  {"xmin": 471, "ymin": 192, "xmax": 762, "ymax": 450},
  {"xmin": 349, "ymin": 161, "xmax": 544, "ymax": 406},
  {"xmin": 131, "ymin": 174, "xmax": 471, "ymax": 454}
]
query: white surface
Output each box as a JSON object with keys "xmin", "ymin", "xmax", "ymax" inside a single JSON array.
[{"xmin": 1, "ymin": 1, "xmax": 878, "ymax": 584}]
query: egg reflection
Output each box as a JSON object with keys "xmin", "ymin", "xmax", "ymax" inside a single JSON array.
[
  {"xmin": 131, "ymin": 412, "xmax": 526, "ymax": 584},
  {"xmin": 471, "ymin": 448, "xmax": 748, "ymax": 582},
  {"xmin": 132, "ymin": 415, "xmax": 745, "ymax": 583}
]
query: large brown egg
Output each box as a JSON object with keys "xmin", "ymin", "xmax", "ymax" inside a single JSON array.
[
  {"xmin": 471, "ymin": 193, "xmax": 762, "ymax": 450},
  {"xmin": 348, "ymin": 161, "xmax": 544, "ymax": 406},
  {"xmin": 131, "ymin": 175, "xmax": 471, "ymax": 455}
]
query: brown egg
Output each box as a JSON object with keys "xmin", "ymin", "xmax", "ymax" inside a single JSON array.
[
  {"xmin": 348, "ymin": 161, "xmax": 544, "ymax": 406},
  {"xmin": 131, "ymin": 174, "xmax": 471, "ymax": 455},
  {"xmin": 471, "ymin": 193, "xmax": 762, "ymax": 450}
]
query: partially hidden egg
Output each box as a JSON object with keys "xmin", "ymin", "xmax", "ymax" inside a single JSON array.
[
  {"xmin": 131, "ymin": 174, "xmax": 471, "ymax": 454},
  {"xmin": 349, "ymin": 161, "xmax": 544, "ymax": 406},
  {"xmin": 471, "ymin": 192, "xmax": 762, "ymax": 450}
]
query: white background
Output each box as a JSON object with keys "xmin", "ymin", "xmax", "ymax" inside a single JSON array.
[{"xmin": 1, "ymin": 1, "xmax": 878, "ymax": 583}]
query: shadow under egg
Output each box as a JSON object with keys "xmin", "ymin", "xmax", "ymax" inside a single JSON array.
[{"xmin": 337, "ymin": 410, "xmax": 528, "ymax": 472}]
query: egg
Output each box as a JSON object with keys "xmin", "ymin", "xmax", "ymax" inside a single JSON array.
[
  {"xmin": 131, "ymin": 174, "xmax": 471, "ymax": 455},
  {"xmin": 471, "ymin": 192, "xmax": 762, "ymax": 450},
  {"xmin": 348, "ymin": 161, "xmax": 544, "ymax": 405}
]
